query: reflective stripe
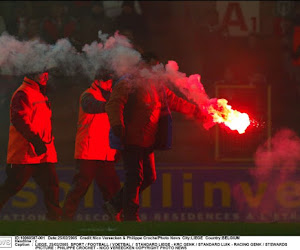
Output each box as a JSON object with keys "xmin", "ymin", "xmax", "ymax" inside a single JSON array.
[{"xmin": 32, "ymin": 100, "xmax": 47, "ymax": 105}]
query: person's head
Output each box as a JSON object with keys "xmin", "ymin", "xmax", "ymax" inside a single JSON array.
[
  {"xmin": 28, "ymin": 72, "xmax": 49, "ymax": 85},
  {"xmin": 94, "ymin": 70, "xmax": 114, "ymax": 91}
]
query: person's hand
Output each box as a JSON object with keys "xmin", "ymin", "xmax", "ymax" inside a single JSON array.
[
  {"xmin": 194, "ymin": 107, "xmax": 215, "ymax": 129},
  {"xmin": 30, "ymin": 135, "xmax": 47, "ymax": 156},
  {"xmin": 202, "ymin": 114, "xmax": 215, "ymax": 130},
  {"xmin": 112, "ymin": 125, "xmax": 125, "ymax": 139},
  {"xmin": 114, "ymin": 150, "xmax": 122, "ymax": 162},
  {"xmin": 193, "ymin": 107, "xmax": 205, "ymax": 120}
]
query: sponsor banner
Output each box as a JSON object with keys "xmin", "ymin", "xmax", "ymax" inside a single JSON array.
[{"xmin": 0, "ymin": 163, "xmax": 299, "ymax": 222}]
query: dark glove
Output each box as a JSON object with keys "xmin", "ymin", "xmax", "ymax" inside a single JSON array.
[
  {"xmin": 111, "ymin": 125, "xmax": 125, "ymax": 139},
  {"xmin": 114, "ymin": 150, "xmax": 121, "ymax": 163},
  {"xmin": 100, "ymin": 89, "xmax": 111, "ymax": 101},
  {"xmin": 29, "ymin": 135, "xmax": 47, "ymax": 156}
]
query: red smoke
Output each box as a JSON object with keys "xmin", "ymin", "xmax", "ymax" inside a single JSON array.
[{"xmin": 233, "ymin": 129, "xmax": 300, "ymax": 222}]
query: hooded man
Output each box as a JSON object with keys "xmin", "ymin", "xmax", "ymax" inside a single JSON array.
[
  {"xmin": 104, "ymin": 62, "xmax": 207, "ymax": 222},
  {"xmin": 0, "ymin": 71, "xmax": 62, "ymax": 220},
  {"xmin": 62, "ymin": 70, "xmax": 121, "ymax": 221}
]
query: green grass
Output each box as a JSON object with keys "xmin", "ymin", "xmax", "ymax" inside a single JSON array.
[{"xmin": 0, "ymin": 222, "xmax": 300, "ymax": 236}]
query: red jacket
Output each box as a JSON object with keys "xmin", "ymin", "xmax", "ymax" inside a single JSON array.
[
  {"xmin": 74, "ymin": 81, "xmax": 117, "ymax": 161},
  {"xmin": 7, "ymin": 77, "xmax": 57, "ymax": 164},
  {"xmin": 106, "ymin": 79, "xmax": 197, "ymax": 148}
]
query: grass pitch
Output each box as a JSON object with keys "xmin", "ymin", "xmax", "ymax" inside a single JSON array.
[{"xmin": 0, "ymin": 221, "xmax": 299, "ymax": 236}]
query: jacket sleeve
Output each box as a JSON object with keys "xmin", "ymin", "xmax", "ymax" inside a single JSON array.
[
  {"xmin": 105, "ymin": 80, "xmax": 129, "ymax": 128},
  {"xmin": 10, "ymin": 90, "xmax": 37, "ymax": 142},
  {"xmin": 165, "ymin": 86, "xmax": 197, "ymax": 115},
  {"xmin": 81, "ymin": 92, "xmax": 107, "ymax": 114}
]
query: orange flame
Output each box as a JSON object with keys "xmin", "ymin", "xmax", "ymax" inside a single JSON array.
[{"xmin": 208, "ymin": 99, "xmax": 250, "ymax": 134}]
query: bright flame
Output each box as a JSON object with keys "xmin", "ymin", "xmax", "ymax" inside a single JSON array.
[{"xmin": 208, "ymin": 99, "xmax": 250, "ymax": 134}]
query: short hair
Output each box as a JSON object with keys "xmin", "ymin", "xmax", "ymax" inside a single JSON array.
[
  {"xmin": 27, "ymin": 70, "xmax": 48, "ymax": 79},
  {"xmin": 95, "ymin": 69, "xmax": 114, "ymax": 81}
]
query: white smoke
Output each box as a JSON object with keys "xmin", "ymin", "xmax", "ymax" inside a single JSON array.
[
  {"xmin": 0, "ymin": 33, "xmax": 81, "ymax": 76},
  {"xmin": 0, "ymin": 31, "xmax": 210, "ymax": 103},
  {"xmin": 133, "ymin": 60, "xmax": 216, "ymax": 128},
  {"xmin": 0, "ymin": 31, "xmax": 142, "ymax": 80},
  {"xmin": 0, "ymin": 34, "xmax": 47, "ymax": 75},
  {"xmin": 133, "ymin": 60, "xmax": 210, "ymax": 106},
  {"xmin": 0, "ymin": 30, "xmax": 216, "ymax": 127},
  {"xmin": 0, "ymin": 31, "xmax": 212, "ymax": 108},
  {"xmin": 165, "ymin": 61, "xmax": 210, "ymax": 107}
]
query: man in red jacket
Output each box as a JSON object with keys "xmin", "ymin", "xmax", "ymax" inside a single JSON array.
[
  {"xmin": 62, "ymin": 70, "xmax": 121, "ymax": 221},
  {"xmin": 0, "ymin": 71, "xmax": 62, "ymax": 220}
]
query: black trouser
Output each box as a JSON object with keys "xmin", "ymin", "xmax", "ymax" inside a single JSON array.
[
  {"xmin": 62, "ymin": 159, "xmax": 121, "ymax": 220},
  {"xmin": 111, "ymin": 145, "xmax": 157, "ymax": 221},
  {"xmin": 0, "ymin": 163, "xmax": 61, "ymax": 220}
]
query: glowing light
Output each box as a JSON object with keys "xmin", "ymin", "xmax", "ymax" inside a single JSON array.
[{"xmin": 208, "ymin": 99, "xmax": 250, "ymax": 134}]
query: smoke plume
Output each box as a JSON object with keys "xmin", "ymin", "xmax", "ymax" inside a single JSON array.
[
  {"xmin": 0, "ymin": 30, "xmax": 234, "ymax": 129},
  {"xmin": 233, "ymin": 129, "xmax": 300, "ymax": 222},
  {"xmin": 0, "ymin": 31, "xmax": 141, "ymax": 80},
  {"xmin": 253, "ymin": 129, "xmax": 300, "ymax": 180}
]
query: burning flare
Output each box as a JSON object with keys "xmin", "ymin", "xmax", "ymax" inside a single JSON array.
[{"xmin": 207, "ymin": 99, "xmax": 250, "ymax": 134}]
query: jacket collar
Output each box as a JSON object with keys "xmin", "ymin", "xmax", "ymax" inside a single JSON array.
[
  {"xmin": 90, "ymin": 81, "xmax": 111, "ymax": 100},
  {"xmin": 23, "ymin": 77, "xmax": 41, "ymax": 92},
  {"xmin": 91, "ymin": 81, "xmax": 101, "ymax": 92}
]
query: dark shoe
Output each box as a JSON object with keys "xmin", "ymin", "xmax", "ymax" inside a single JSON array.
[
  {"xmin": 103, "ymin": 201, "xmax": 121, "ymax": 221},
  {"xmin": 123, "ymin": 202, "xmax": 140, "ymax": 222}
]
